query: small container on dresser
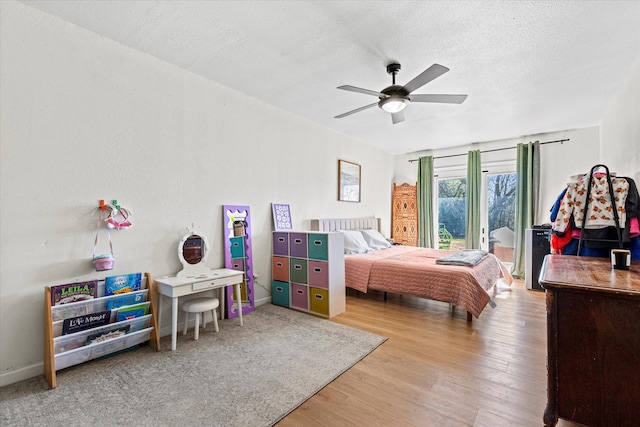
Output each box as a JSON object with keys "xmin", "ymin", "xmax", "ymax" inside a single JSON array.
[{"xmin": 271, "ymin": 231, "xmax": 345, "ymax": 318}]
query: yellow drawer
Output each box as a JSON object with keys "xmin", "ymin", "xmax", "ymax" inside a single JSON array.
[{"xmin": 309, "ymin": 287, "xmax": 329, "ymax": 316}]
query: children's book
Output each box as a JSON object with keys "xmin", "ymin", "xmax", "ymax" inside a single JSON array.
[
  {"xmin": 106, "ymin": 292, "xmax": 145, "ymax": 310},
  {"xmin": 116, "ymin": 304, "xmax": 148, "ymax": 321},
  {"xmin": 50, "ymin": 280, "xmax": 98, "ymax": 306},
  {"xmin": 86, "ymin": 325, "xmax": 131, "ymax": 345},
  {"xmin": 105, "ymin": 273, "xmax": 142, "ymax": 296},
  {"xmin": 62, "ymin": 310, "xmax": 111, "ymax": 335}
]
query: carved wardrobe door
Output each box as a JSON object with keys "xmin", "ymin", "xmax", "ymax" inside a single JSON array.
[{"xmin": 392, "ymin": 182, "xmax": 418, "ymax": 246}]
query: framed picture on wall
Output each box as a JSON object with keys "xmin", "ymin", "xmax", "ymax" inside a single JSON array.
[
  {"xmin": 338, "ymin": 160, "xmax": 361, "ymax": 202},
  {"xmin": 272, "ymin": 203, "xmax": 293, "ymax": 231}
]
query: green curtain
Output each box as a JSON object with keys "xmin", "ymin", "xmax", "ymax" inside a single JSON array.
[
  {"xmin": 512, "ymin": 141, "xmax": 540, "ymax": 278},
  {"xmin": 465, "ymin": 150, "xmax": 481, "ymax": 249},
  {"xmin": 417, "ymin": 156, "xmax": 435, "ymax": 248}
]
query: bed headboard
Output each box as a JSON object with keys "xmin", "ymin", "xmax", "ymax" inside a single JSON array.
[{"xmin": 310, "ymin": 218, "xmax": 381, "ymax": 232}]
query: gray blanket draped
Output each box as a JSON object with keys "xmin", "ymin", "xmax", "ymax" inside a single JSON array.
[{"xmin": 435, "ymin": 249, "xmax": 488, "ymax": 267}]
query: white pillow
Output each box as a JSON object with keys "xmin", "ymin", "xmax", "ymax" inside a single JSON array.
[
  {"xmin": 359, "ymin": 229, "xmax": 392, "ymax": 250},
  {"xmin": 341, "ymin": 230, "xmax": 371, "ymax": 254}
]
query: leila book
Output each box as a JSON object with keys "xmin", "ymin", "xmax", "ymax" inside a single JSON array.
[{"xmin": 50, "ymin": 280, "xmax": 98, "ymax": 306}]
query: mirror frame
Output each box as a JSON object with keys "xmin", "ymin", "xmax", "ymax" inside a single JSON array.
[
  {"xmin": 338, "ymin": 159, "xmax": 361, "ymax": 202},
  {"xmin": 177, "ymin": 229, "xmax": 211, "ymax": 277}
]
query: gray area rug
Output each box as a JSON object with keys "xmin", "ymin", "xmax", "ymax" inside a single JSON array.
[{"xmin": 0, "ymin": 304, "xmax": 385, "ymax": 427}]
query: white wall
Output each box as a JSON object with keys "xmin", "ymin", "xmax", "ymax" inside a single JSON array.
[
  {"xmin": 394, "ymin": 127, "xmax": 601, "ymax": 225},
  {"xmin": 0, "ymin": 2, "xmax": 393, "ymax": 386},
  {"xmin": 600, "ymin": 57, "xmax": 640, "ymax": 182}
]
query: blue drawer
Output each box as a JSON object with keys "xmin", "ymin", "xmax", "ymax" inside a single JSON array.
[
  {"xmin": 230, "ymin": 236, "xmax": 245, "ymax": 258},
  {"xmin": 271, "ymin": 280, "xmax": 290, "ymax": 307}
]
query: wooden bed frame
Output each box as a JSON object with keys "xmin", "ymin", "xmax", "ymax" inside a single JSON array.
[{"xmin": 310, "ymin": 217, "xmax": 505, "ymax": 321}]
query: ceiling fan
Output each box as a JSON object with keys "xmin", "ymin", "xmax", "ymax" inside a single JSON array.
[{"xmin": 334, "ymin": 63, "xmax": 467, "ymax": 124}]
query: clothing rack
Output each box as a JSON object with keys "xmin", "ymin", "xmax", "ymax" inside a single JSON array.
[{"xmin": 407, "ymin": 138, "xmax": 569, "ymax": 162}]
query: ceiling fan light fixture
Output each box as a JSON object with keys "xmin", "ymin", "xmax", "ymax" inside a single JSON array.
[{"xmin": 379, "ymin": 96, "xmax": 408, "ymax": 113}]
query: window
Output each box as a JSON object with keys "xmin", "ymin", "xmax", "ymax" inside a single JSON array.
[
  {"xmin": 437, "ymin": 177, "xmax": 466, "ymax": 250},
  {"xmin": 486, "ymin": 173, "xmax": 516, "ymax": 263}
]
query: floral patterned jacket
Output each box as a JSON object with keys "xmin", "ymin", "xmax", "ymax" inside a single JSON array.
[{"xmin": 554, "ymin": 176, "xmax": 629, "ymax": 233}]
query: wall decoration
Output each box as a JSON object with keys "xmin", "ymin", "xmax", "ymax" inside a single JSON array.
[
  {"xmin": 338, "ymin": 160, "xmax": 361, "ymax": 202},
  {"xmin": 272, "ymin": 203, "xmax": 293, "ymax": 231},
  {"xmin": 222, "ymin": 205, "xmax": 254, "ymax": 319}
]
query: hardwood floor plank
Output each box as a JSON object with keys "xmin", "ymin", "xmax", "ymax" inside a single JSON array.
[{"xmin": 276, "ymin": 280, "xmax": 583, "ymax": 427}]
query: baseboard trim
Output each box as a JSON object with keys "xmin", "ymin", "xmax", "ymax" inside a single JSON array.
[{"xmin": 0, "ymin": 363, "xmax": 43, "ymax": 387}]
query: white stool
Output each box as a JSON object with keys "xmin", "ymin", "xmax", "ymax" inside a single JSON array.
[{"xmin": 181, "ymin": 297, "xmax": 220, "ymax": 340}]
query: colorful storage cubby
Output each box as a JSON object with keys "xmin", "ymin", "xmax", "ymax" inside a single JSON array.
[
  {"xmin": 271, "ymin": 231, "xmax": 345, "ymax": 318},
  {"xmin": 223, "ymin": 204, "xmax": 256, "ymax": 319},
  {"xmin": 228, "ymin": 235, "xmax": 250, "ymax": 308}
]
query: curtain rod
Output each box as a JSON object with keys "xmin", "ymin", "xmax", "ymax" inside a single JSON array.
[{"xmin": 407, "ymin": 138, "xmax": 570, "ymax": 162}]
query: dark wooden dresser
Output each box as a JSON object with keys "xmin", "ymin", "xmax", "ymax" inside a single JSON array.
[{"xmin": 539, "ymin": 255, "xmax": 640, "ymax": 427}]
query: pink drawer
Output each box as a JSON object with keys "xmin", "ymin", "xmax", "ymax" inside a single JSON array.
[
  {"xmin": 230, "ymin": 258, "xmax": 245, "ymax": 272},
  {"xmin": 291, "ymin": 283, "xmax": 309, "ymax": 311},
  {"xmin": 307, "ymin": 260, "xmax": 329, "ymax": 289}
]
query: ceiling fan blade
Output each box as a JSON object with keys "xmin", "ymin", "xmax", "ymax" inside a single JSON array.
[
  {"xmin": 410, "ymin": 94, "xmax": 468, "ymax": 104},
  {"xmin": 391, "ymin": 110, "xmax": 405, "ymax": 124},
  {"xmin": 334, "ymin": 102, "xmax": 378, "ymax": 119},
  {"xmin": 402, "ymin": 64, "xmax": 449, "ymax": 94},
  {"xmin": 337, "ymin": 85, "xmax": 387, "ymax": 98}
]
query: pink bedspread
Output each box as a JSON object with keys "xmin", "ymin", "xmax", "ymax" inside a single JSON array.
[{"xmin": 345, "ymin": 246, "xmax": 512, "ymax": 318}]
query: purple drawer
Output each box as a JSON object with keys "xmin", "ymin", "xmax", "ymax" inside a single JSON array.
[
  {"xmin": 289, "ymin": 233, "xmax": 308, "ymax": 258},
  {"xmin": 291, "ymin": 283, "xmax": 309, "ymax": 310},
  {"xmin": 273, "ymin": 233, "xmax": 289, "ymax": 256},
  {"xmin": 307, "ymin": 260, "xmax": 329, "ymax": 289}
]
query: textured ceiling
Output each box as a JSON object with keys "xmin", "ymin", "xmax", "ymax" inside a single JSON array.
[{"xmin": 21, "ymin": 1, "xmax": 640, "ymax": 154}]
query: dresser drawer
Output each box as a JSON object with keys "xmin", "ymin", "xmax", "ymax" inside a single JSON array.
[
  {"xmin": 307, "ymin": 260, "xmax": 329, "ymax": 288},
  {"xmin": 289, "ymin": 258, "xmax": 308, "ymax": 284},
  {"xmin": 271, "ymin": 280, "xmax": 290, "ymax": 307},
  {"xmin": 230, "ymin": 236, "xmax": 245, "ymax": 258},
  {"xmin": 272, "ymin": 257, "xmax": 290, "ymax": 282},
  {"xmin": 309, "ymin": 287, "xmax": 329, "ymax": 316},
  {"xmin": 230, "ymin": 258, "xmax": 245, "ymax": 272},
  {"xmin": 308, "ymin": 233, "xmax": 329, "ymax": 260},
  {"xmin": 291, "ymin": 283, "xmax": 309, "ymax": 311},
  {"xmin": 289, "ymin": 233, "xmax": 308, "ymax": 258},
  {"xmin": 273, "ymin": 233, "xmax": 289, "ymax": 256},
  {"xmin": 192, "ymin": 275, "xmax": 239, "ymax": 291}
]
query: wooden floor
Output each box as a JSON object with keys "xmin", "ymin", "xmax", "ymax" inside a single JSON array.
[{"xmin": 277, "ymin": 280, "xmax": 581, "ymax": 427}]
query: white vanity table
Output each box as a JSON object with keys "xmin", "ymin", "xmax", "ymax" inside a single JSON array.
[
  {"xmin": 155, "ymin": 229, "xmax": 245, "ymax": 351},
  {"xmin": 155, "ymin": 269, "xmax": 244, "ymax": 351}
]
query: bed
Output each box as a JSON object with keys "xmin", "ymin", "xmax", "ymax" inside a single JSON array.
[{"xmin": 310, "ymin": 217, "xmax": 512, "ymax": 320}]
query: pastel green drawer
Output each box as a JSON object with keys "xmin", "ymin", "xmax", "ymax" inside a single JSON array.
[
  {"xmin": 289, "ymin": 258, "xmax": 308, "ymax": 284},
  {"xmin": 307, "ymin": 234, "xmax": 329, "ymax": 261}
]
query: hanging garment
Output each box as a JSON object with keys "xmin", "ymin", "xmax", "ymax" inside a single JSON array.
[{"xmin": 554, "ymin": 176, "xmax": 629, "ymax": 233}]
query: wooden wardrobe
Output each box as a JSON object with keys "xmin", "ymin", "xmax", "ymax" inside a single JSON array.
[{"xmin": 392, "ymin": 182, "xmax": 418, "ymax": 246}]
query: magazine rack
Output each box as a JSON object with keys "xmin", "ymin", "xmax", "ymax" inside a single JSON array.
[{"xmin": 43, "ymin": 272, "xmax": 160, "ymax": 389}]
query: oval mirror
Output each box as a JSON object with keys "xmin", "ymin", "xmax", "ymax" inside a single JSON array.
[
  {"xmin": 177, "ymin": 229, "xmax": 211, "ymax": 277},
  {"xmin": 183, "ymin": 235, "xmax": 204, "ymax": 265}
]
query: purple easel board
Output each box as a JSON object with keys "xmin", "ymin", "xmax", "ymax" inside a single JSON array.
[{"xmin": 222, "ymin": 205, "xmax": 254, "ymax": 318}]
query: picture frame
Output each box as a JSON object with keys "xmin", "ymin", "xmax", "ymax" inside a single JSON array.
[
  {"xmin": 272, "ymin": 203, "xmax": 293, "ymax": 231},
  {"xmin": 338, "ymin": 160, "xmax": 361, "ymax": 202}
]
